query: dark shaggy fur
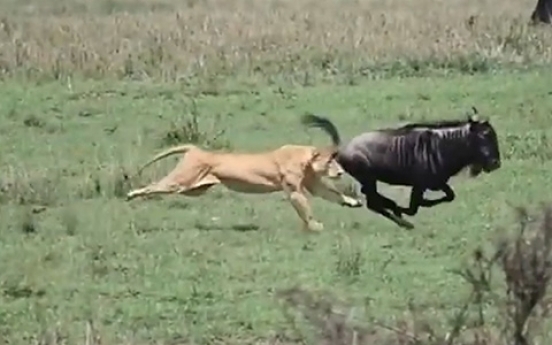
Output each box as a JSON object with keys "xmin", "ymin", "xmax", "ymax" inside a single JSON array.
[{"xmin": 301, "ymin": 110, "xmax": 501, "ymax": 229}]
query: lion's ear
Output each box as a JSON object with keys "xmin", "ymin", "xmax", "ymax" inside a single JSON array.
[
  {"xmin": 309, "ymin": 149, "xmax": 322, "ymax": 163},
  {"xmin": 308, "ymin": 149, "xmax": 325, "ymax": 172}
]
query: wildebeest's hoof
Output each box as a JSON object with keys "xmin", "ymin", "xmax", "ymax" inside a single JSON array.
[
  {"xmin": 389, "ymin": 213, "xmax": 415, "ymax": 229},
  {"xmin": 397, "ymin": 218, "xmax": 415, "ymax": 230}
]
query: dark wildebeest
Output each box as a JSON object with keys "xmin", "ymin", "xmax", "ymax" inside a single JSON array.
[{"xmin": 300, "ymin": 108, "xmax": 501, "ymax": 229}]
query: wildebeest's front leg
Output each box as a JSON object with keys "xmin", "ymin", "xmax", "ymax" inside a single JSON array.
[
  {"xmin": 401, "ymin": 187, "xmax": 424, "ymax": 216},
  {"xmin": 402, "ymin": 184, "xmax": 456, "ymax": 216},
  {"xmin": 422, "ymin": 184, "xmax": 456, "ymax": 207},
  {"xmin": 361, "ymin": 181, "xmax": 415, "ymax": 230}
]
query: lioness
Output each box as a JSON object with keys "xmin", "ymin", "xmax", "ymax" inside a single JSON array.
[{"xmin": 126, "ymin": 139, "xmax": 362, "ymax": 232}]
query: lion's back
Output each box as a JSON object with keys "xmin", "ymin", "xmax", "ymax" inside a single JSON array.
[{"xmin": 209, "ymin": 151, "xmax": 281, "ymax": 185}]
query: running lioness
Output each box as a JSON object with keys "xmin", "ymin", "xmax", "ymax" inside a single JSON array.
[{"xmin": 126, "ymin": 136, "xmax": 362, "ymax": 232}]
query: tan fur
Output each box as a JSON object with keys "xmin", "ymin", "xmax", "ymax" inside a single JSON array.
[{"xmin": 126, "ymin": 143, "xmax": 362, "ymax": 232}]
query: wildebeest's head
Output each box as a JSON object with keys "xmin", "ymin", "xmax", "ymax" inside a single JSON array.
[
  {"xmin": 466, "ymin": 108, "xmax": 501, "ymax": 176},
  {"xmin": 309, "ymin": 147, "xmax": 344, "ymax": 179}
]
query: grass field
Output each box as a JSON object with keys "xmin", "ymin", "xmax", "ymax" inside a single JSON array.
[
  {"xmin": 2, "ymin": 70, "xmax": 552, "ymax": 344},
  {"xmin": 2, "ymin": 0, "xmax": 552, "ymax": 344}
]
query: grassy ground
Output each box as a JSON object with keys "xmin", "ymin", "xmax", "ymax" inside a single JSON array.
[
  {"xmin": 1, "ymin": 0, "xmax": 552, "ymax": 344},
  {"xmin": 1, "ymin": 69, "xmax": 552, "ymax": 344}
]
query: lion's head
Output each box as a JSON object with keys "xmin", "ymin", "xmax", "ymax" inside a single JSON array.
[{"xmin": 310, "ymin": 148, "xmax": 344, "ymax": 179}]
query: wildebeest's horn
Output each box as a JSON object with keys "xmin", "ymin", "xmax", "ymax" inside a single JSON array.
[{"xmin": 469, "ymin": 106, "xmax": 480, "ymax": 122}]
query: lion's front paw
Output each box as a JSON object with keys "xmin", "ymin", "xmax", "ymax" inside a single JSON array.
[
  {"xmin": 306, "ymin": 220, "xmax": 324, "ymax": 232},
  {"xmin": 343, "ymin": 196, "xmax": 363, "ymax": 208}
]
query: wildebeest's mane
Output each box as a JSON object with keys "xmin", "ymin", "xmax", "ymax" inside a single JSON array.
[
  {"xmin": 386, "ymin": 118, "xmax": 472, "ymax": 134},
  {"xmin": 398, "ymin": 118, "xmax": 470, "ymax": 129}
]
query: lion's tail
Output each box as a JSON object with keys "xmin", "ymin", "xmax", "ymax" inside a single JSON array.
[
  {"xmin": 136, "ymin": 144, "xmax": 197, "ymax": 175},
  {"xmin": 300, "ymin": 114, "xmax": 342, "ymax": 147}
]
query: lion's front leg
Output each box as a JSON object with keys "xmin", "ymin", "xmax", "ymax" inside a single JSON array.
[
  {"xmin": 290, "ymin": 191, "xmax": 324, "ymax": 232},
  {"xmin": 282, "ymin": 181, "xmax": 323, "ymax": 232},
  {"xmin": 307, "ymin": 178, "xmax": 363, "ymax": 208}
]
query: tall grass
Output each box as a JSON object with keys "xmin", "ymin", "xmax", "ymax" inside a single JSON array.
[{"xmin": 0, "ymin": 0, "xmax": 550, "ymax": 84}]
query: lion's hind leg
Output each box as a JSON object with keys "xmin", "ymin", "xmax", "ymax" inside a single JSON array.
[
  {"xmin": 180, "ymin": 174, "xmax": 220, "ymax": 196},
  {"xmin": 126, "ymin": 151, "xmax": 222, "ymax": 202},
  {"xmin": 126, "ymin": 183, "xmax": 176, "ymax": 201},
  {"xmin": 126, "ymin": 173, "xmax": 184, "ymax": 201},
  {"xmin": 126, "ymin": 173, "xmax": 220, "ymax": 201}
]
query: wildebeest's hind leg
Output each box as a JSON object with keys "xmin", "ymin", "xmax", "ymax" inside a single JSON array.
[
  {"xmin": 401, "ymin": 184, "xmax": 455, "ymax": 216},
  {"xmin": 361, "ymin": 181, "xmax": 415, "ymax": 230}
]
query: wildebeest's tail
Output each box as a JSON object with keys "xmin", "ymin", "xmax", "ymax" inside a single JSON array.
[
  {"xmin": 136, "ymin": 144, "xmax": 197, "ymax": 175},
  {"xmin": 300, "ymin": 114, "xmax": 342, "ymax": 146}
]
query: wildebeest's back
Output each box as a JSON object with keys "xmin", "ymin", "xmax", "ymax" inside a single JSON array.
[{"xmin": 338, "ymin": 130, "xmax": 438, "ymax": 186}]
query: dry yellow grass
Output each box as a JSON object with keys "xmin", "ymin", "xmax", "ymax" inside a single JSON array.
[{"xmin": 0, "ymin": 0, "xmax": 550, "ymax": 83}]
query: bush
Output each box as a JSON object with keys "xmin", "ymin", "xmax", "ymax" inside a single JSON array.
[{"xmin": 276, "ymin": 203, "xmax": 552, "ymax": 345}]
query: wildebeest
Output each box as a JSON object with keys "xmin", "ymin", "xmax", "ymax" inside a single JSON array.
[{"xmin": 300, "ymin": 108, "xmax": 501, "ymax": 229}]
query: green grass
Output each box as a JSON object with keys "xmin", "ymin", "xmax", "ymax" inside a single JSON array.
[{"xmin": 1, "ymin": 69, "xmax": 552, "ymax": 344}]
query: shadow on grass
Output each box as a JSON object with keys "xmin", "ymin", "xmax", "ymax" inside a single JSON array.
[{"xmin": 194, "ymin": 221, "xmax": 260, "ymax": 232}]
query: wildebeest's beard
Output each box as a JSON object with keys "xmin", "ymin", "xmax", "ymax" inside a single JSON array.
[
  {"xmin": 469, "ymin": 129, "xmax": 501, "ymax": 175},
  {"xmin": 469, "ymin": 153, "xmax": 499, "ymax": 176},
  {"xmin": 468, "ymin": 164, "xmax": 484, "ymax": 177}
]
